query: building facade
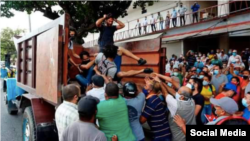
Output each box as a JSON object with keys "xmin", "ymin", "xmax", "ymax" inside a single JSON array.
[{"xmin": 83, "ymin": 0, "xmax": 250, "ymax": 60}]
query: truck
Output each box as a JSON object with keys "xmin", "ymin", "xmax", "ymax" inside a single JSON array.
[{"xmin": 5, "ymin": 14, "xmax": 166, "ymax": 141}]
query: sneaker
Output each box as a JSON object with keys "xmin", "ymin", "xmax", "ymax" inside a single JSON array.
[
  {"xmin": 143, "ymin": 68, "xmax": 153, "ymax": 73},
  {"xmin": 138, "ymin": 58, "xmax": 147, "ymax": 65}
]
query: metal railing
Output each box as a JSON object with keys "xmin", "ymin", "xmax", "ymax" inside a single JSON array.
[{"xmin": 84, "ymin": 0, "xmax": 250, "ymax": 47}]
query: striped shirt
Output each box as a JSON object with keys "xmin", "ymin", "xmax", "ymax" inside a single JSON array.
[
  {"xmin": 142, "ymin": 95, "xmax": 171, "ymax": 141},
  {"xmin": 55, "ymin": 101, "xmax": 79, "ymax": 140}
]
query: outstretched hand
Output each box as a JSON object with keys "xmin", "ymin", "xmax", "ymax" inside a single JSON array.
[{"xmin": 153, "ymin": 76, "xmax": 161, "ymax": 83}]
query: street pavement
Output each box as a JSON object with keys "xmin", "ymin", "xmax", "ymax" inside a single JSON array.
[{"xmin": 1, "ymin": 79, "xmax": 22, "ymax": 141}]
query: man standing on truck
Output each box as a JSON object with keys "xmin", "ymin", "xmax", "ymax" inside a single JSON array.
[
  {"xmin": 93, "ymin": 44, "xmax": 153, "ymax": 83},
  {"xmin": 55, "ymin": 84, "xmax": 80, "ymax": 140},
  {"xmin": 96, "ymin": 13, "xmax": 147, "ymax": 66}
]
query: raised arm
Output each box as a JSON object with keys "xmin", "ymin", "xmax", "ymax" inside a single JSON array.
[
  {"xmin": 153, "ymin": 76, "xmax": 168, "ymax": 98},
  {"xmin": 162, "ymin": 82, "xmax": 176, "ymax": 96},
  {"xmin": 115, "ymin": 19, "xmax": 125, "ymax": 30},
  {"xmin": 79, "ymin": 60, "xmax": 95, "ymax": 70},
  {"xmin": 180, "ymin": 64, "xmax": 186, "ymax": 76},
  {"xmin": 96, "ymin": 15, "xmax": 107, "ymax": 27},
  {"xmin": 93, "ymin": 65, "xmax": 102, "ymax": 76},
  {"xmin": 229, "ymin": 64, "xmax": 237, "ymax": 77},
  {"xmin": 186, "ymin": 50, "xmax": 190, "ymax": 56},
  {"xmin": 157, "ymin": 73, "xmax": 179, "ymax": 89}
]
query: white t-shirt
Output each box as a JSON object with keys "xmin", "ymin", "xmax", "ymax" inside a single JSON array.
[
  {"xmin": 150, "ymin": 17, "xmax": 155, "ymax": 24},
  {"xmin": 86, "ymin": 87, "xmax": 105, "ymax": 101},
  {"xmin": 143, "ymin": 19, "xmax": 148, "ymax": 26},
  {"xmin": 227, "ymin": 55, "xmax": 242, "ymax": 66},
  {"xmin": 165, "ymin": 95, "xmax": 178, "ymax": 117}
]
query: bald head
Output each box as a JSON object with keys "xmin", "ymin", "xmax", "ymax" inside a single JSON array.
[
  {"xmin": 178, "ymin": 86, "xmax": 192, "ymax": 101},
  {"xmin": 62, "ymin": 84, "xmax": 80, "ymax": 101}
]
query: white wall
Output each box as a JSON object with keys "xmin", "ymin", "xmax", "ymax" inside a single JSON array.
[{"xmin": 164, "ymin": 41, "xmax": 183, "ymax": 60}]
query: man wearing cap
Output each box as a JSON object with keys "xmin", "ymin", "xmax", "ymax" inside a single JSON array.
[
  {"xmin": 61, "ymin": 95, "xmax": 110, "ymax": 141},
  {"xmin": 123, "ymin": 82, "xmax": 145, "ymax": 141},
  {"xmin": 227, "ymin": 49, "xmax": 243, "ymax": 67},
  {"xmin": 215, "ymin": 83, "xmax": 237, "ymax": 99},
  {"xmin": 207, "ymin": 97, "xmax": 238, "ymax": 125},
  {"xmin": 211, "ymin": 65, "xmax": 228, "ymax": 94},
  {"xmin": 55, "ymin": 84, "xmax": 80, "ymax": 140},
  {"xmin": 96, "ymin": 82, "xmax": 135, "ymax": 141},
  {"xmin": 86, "ymin": 75, "xmax": 105, "ymax": 101}
]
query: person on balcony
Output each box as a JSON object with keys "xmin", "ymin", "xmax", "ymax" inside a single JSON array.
[
  {"xmin": 135, "ymin": 19, "xmax": 141, "ymax": 35},
  {"xmin": 150, "ymin": 14, "xmax": 156, "ymax": 32},
  {"xmin": 178, "ymin": 3, "xmax": 187, "ymax": 26},
  {"xmin": 143, "ymin": 16, "xmax": 148, "ymax": 34},
  {"xmin": 157, "ymin": 12, "xmax": 164, "ymax": 30},
  {"xmin": 165, "ymin": 11, "xmax": 171, "ymax": 29},
  {"xmin": 171, "ymin": 7, "xmax": 178, "ymax": 27},
  {"xmin": 191, "ymin": 2, "xmax": 200, "ymax": 23}
]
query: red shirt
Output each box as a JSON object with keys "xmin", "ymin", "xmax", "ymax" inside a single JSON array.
[{"xmin": 215, "ymin": 93, "xmax": 226, "ymax": 99}]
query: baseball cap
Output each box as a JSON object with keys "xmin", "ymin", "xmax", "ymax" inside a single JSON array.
[
  {"xmin": 210, "ymin": 97, "xmax": 238, "ymax": 115},
  {"xmin": 92, "ymin": 75, "xmax": 104, "ymax": 87},
  {"xmin": 223, "ymin": 83, "xmax": 237, "ymax": 93},
  {"xmin": 78, "ymin": 95, "xmax": 100, "ymax": 116}
]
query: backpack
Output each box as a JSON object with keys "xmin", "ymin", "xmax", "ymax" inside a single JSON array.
[{"xmin": 97, "ymin": 54, "xmax": 116, "ymax": 76}]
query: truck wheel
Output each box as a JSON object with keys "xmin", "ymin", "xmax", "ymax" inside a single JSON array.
[
  {"xmin": 22, "ymin": 107, "xmax": 36, "ymax": 141},
  {"xmin": 7, "ymin": 99, "xmax": 18, "ymax": 115}
]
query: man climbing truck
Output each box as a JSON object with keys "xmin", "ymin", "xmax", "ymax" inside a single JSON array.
[{"xmin": 7, "ymin": 14, "xmax": 165, "ymax": 141}]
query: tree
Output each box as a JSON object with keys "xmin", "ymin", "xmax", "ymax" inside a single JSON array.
[
  {"xmin": 0, "ymin": 27, "xmax": 25, "ymax": 60},
  {"xmin": 1, "ymin": 1, "xmax": 155, "ymax": 44}
]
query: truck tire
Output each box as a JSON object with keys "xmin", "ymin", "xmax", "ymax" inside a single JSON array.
[
  {"xmin": 7, "ymin": 99, "xmax": 18, "ymax": 115},
  {"xmin": 22, "ymin": 107, "xmax": 37, "ymax": 141}
]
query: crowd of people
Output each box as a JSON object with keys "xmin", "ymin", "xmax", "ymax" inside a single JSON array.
[
  {"xmin": 165, "ymin": 48, "xmax": 250, "ymax": 126},
  {"xmin": 135, "ymin": 2, "xmax": 203, "ymax": 35},
  {"xmin": 55, "ymin": 11, "xmax": 250, "ymax": 141}
]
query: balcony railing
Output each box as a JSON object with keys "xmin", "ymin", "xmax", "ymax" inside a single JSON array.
[{"xmin": 84, "ymin": 0, "xmax": 250, "ymax": 47}]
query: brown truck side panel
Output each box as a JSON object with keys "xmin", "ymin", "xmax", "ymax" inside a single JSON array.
[
  {"xmin": 36, "ymin": 25, "xmax": 63, "ymax": 104},
  {"xmin": 78, "ymin": 38, "xmax": 165, "ymax": 87}
]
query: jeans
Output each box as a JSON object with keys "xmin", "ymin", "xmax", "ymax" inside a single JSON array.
[
  {"xmin": 159, "ymin": 21, "xmax": 164, "ymax": 30},
  {"xmin": 201, "ymin": 104, "xmax": 212, "ymax": 124},
  {"xmin": 138, "ymin": 27, "xmax": 141, "ymax": 35},
  {"xmin": 144, "ymin": 26, "xmax": 147, "ymax": 34},
  {"xmin": 180, "ymin": 15, "xmax": 185, "ymax": 26},
  {"xmin": 193, "ymin": 12, "xmax": 198, "ymax": 23},
  {"xmin": 151, "ymin": 24, "xmax": 156, "ymax": 32},
  {"xmin": 172, "ymin": 18, "xmax": 177, "ymax": 27},
  {"xmin": 76, "ymin": 65, "xmax": 95, "ymax": 88}
]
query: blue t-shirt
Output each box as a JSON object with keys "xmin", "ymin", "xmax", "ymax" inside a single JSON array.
[
  {"xmin": 142, "ymin": 95, "xmax": 171, "ymax": 141},
  {"xmin": 124, "ymin": 93, "xmax": 145, "ymax": 141},
  {"xmin": 243, "ymin": 108, "xmax": 250, "ymax": 121},
  {"xmin": 98, "ymin": 25, "xmax": 117, "ymax": 49}
]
